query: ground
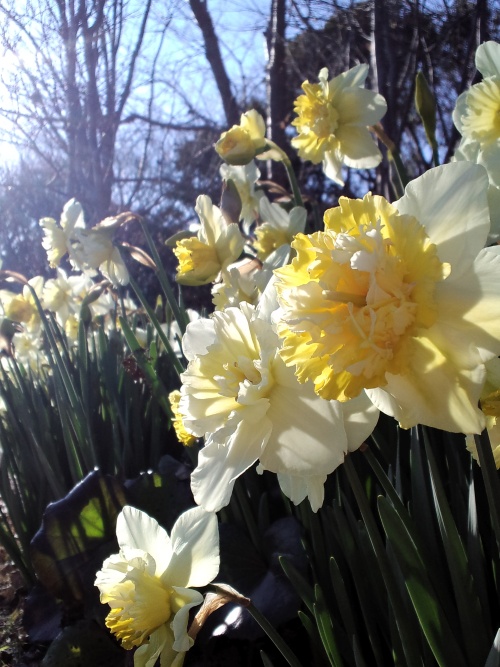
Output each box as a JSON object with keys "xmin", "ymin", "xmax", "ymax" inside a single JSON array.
[{"xmin": 0, "ymin": 547, "xmax": 45, "ymax": 666}]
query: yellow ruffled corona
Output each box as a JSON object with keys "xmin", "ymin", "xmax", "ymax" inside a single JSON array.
[
  {"xmin": 169, "ymin": 390, "xmax": 196, "ymax": 446},
  {"xmin": 275, "ymin": 162, "xmax": 500, "ymax": 434}
]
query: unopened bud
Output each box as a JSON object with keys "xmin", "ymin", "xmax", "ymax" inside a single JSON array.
[{"xmin": 415, "ymin": 71, "xmax": 437, "ymax": 150}]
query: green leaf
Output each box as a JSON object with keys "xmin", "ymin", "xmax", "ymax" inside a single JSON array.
[
  {"xmin": 41, "ymin": 620, "xmax": 125, "ymax": 666},
  {"xmin": 30, "ymin": 471, "xmax": 126, "ymax": 601},
  {"xmin": 423, "ymin": 430, "xmax": 491, "ymax": 664},
  {"xmin": 484, "ymin": 628, "xmax": 500, "ymax": 667},
  {"xmin": 378, "ymin": 495, "xmax": 467, "ymax": 667}
]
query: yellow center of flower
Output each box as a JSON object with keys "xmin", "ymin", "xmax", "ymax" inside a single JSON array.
[
  {"xmin": 461, "ymin": 77, "xmax": 500, "ymax": 147},
  {"xmin": 291, "ymin": 82, "xmax": 340, "ymax": 162},
  {"xmin": 275, "ymin": 194, "xmax": 449, "ymax": 401},
  {"xmin": 174, "ymin": 236, "xmax": 221, "ymax": 285},
  {"xmin": 169, "ymin": 390, "xmax": 196, "ymax": 446},
  {"xmin": 179, "ymin": 306, "xmax": 277, "ymax": 437},
  {"xmin": 4, "ymin": 295, "xmax": 37, "ymax": 324},
  {"xmin": 254, "ymin": 224, "xmax": 290, "ymax": 260},
  {"xmin": 105, "ymin": 566, "xmax": 173, "ymax": 650}
]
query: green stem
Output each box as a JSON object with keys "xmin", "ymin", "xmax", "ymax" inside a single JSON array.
[
  {"xmin": 265, "ymin": 140, "xmax": 303, "ymax": 208},
  {"xmin": 432, "ymin": 144, "xmax": 440, "ymax": 167},
  {"xmin": 233, "ymin": 480, "xmax": 262, "ymax": 552},
  {"xmin": 474, "ymin": 429, "xmax": 500, "ymax": 555},
  {"xmin": 282, "ymin": 157, "xmax": 304, "ymax": 208},
  {"xmin": 246, "ymin": 602, "xmax": 303, "ymax": 667}
]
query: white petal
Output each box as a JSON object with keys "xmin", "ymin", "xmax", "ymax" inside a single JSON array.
[
  {"xmin": 170, "ymin": 588, "xmax": 204, "ymax": 652},
  {"xmin": 341, "ymin": 391, "xmax": 379, "ymax": 451},
  {"xmin": 336, "ymin": 89, "xmax": 387, "ymax": 126},
  {"xmin": 330, "ymin": 63, "xmax": 368, "ymax": 91},
  {"xmin": 116, "ymin": 507, "xmax": 172, "ymax": 576},
  {"xmin": 435, "ymin": 247, "xmax": 500, "ymax": 360},
  {"xmin": 277, "ymin": 472, "xmax": 326, "ymax": 512},
  {"xmin": 323, "ymin": 151, "xmax": 344, "ymax": 185},
  {"xmin": 476, "ymin": 41, "xmax": 500, "ymax": 78},
  {"xmin": 165, "ymin": 507, "xmax": 219, "ymax": 589},
  {"xmin": 181, "ymin": 318, "xmax": 216, "ymax": 361},
  {"xmin": 336, "ymin": 126, "xmax": 382, "ymax": 168},
  {"xmin": 134, "ymin": 625, "xmax": 170, "ymax": 667},
  {"xmin": 366, "ymin": 335, "xmax": 486, "ymax": 433},
  {"xmin": 190, "ymin": 407, "xmax": 272, "ymax": 511},
  {"xmin": 260, "ymin": 362, "xmax": 347, "ymax": 475},
  {"xmin": 394, "ymin": 162, "xmax": 490, "ymax": 279},
  {"xmin": 452, "ymin": 91, "xmax": 469, "ymax": 135},
  {"xmin": 195, "ymin": 195, "xmax": 224, "ymax": 246}
]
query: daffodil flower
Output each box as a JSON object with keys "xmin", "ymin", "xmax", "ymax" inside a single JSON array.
[
  {"xmin": 254, "ymin": 198, "xmax": 306, "ymax": 261},
  {"xmin": 466, "ymin": 357, "xmax": 500, "ymax": 468},
  {"xmin": 42, "ymin": 269, "xmax": 94, "ymax": 325},
  {"xmin": 73, "ymin": 228, "xmax": 129, "ymax": 286},
  {"xmin": 453, "ymin": 41, "xmax": 500, "ymax": 151},
  {"xmin": 291, "ymin": 65, "xmax": 387, "ymax": 185},
  {"xmin": 174, "ymin": 195, "xmax": 244, "ymax": 286},
  {"xmin": 274, "ymin": 161, "xmax": 500, "ymax": 433},
  {"xmin": 0, "ymin": 276, "xmax": 44, "ymax": 332},
  {"xmin": 39, "ymin": 199, "xmax": 86, "ymax": 268},
  {"xmin": 220, "ymin": 161, "xmax": 263, "ymax": 233},
  {"xmin": 178, "ymin": 295, "xmax": 378, "ymax": 512},
  {"xmin": 215, "ymin": 110, "xmax": 268, "ymax": 165},
  {"xmin": 95, "ymin": 506, "xmax": 219, "ymax": 667}
]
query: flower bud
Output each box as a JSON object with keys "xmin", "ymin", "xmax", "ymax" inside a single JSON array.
[
  {"xmin": 415, "ymin": 71, "xmax": 437, "ymax": 149},
  {"xmin": 215, "ymin": 110, "xmax": 267, "ymax": 165}
]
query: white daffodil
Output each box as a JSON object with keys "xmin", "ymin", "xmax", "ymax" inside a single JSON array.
[
  {"xmin": 0, "ymin": 276, "xmax": 44, "ymax": 333},
  {"xmin": 453, "ymin": 42, "xmax": 500, "ymax": 239},
  {"xmin": 173, "ymin": 195, "xmax": 244, "ymax": 286},
  {"xmin": 291, "ymin": 65, "xmax": 387, "ymax": 185},
  {"xmin": 43, "ymin": 269, "xmax": 94, "ymax": 325},
  {"xmin": 178, "ymin": 296, "xmax": 378, "ymax": 512},
  {"xmin": 95, "ymin": 506, "xmax": 219, "ymax": 667},
  {"xmin": 11, "ymin": 331, "xmax": 46, "ymax": 370},
  {"xmin": 453, "ymin": 41, "xmax": 500, "ymax": 152},
  {"xmin": 466, "ymin": 356, "xmax": 500, "ymax": 468},
  {"xmin": 220, "ymin": 161, "xmax": 263, "ymax": 234},
  {"xmin": 211, "ymin": 247, "xmax": 290, "ymax": 311},
  {"xmin": 254, "ymin": 198, "xmax": 307, "ymax": 261},
  {"xmin": 275, "ymin": 161, "xmax": 500, "ymax": 434},
  {"xmin": 73, "ymin": 228, "xmax": 129, "ymax": 286},
  {"xmin": 39, "ymin": 199, "xmax": 86, "ymax": 268}
]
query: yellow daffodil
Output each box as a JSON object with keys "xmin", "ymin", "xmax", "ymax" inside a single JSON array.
[
  {"xmin": 178, "ymin": 297, "xmax": 378, "ymax": 512},
  {"xmin": 254, "ymin": 199, "xmax": 306, "ymax": 261},
  {"xmin": 95, "ymin": 506, "xmax": 219, "ymax": 667},
  {"xmin": 169, "ymin": 390, "xmax": 196, "ymax": 446},
  {"xmin": 215, "ymin": 110, "xmax": 267, "ymax": 165},
  {"xmin": 275, "ymin": 161, "xmax": 500, "ymax": 433},
  {"xmin": 174, "ymin": 195, "xmax": 244, "ymax": 286},
  {"xmin": 291, "ymin": 65, "xmax": 387, "ymax": 185}
]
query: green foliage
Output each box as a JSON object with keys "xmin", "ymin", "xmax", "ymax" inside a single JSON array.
[
  {"xmin": 277, "ymin": 424, "xmax": 500, "ymax": 666},
  {"xmin": 0, "ymin": 311, "xmax": 182, "ymax": 581}
]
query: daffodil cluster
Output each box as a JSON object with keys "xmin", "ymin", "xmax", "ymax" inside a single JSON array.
[{"xmin": 90, "ymin": 42, "xmax": 500, "ymax": 665}]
